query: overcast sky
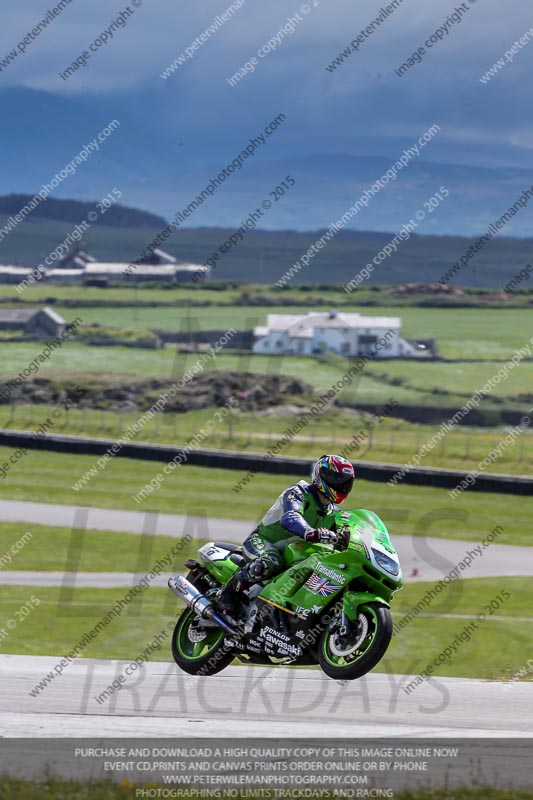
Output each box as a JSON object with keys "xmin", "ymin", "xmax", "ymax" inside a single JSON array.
[{"xmin": 2, "ymin": 0, "xmax": 533, "ymax": 167}]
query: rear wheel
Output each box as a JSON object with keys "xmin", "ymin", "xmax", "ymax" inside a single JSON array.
[
  {"xmin": 318, "ymin": 602, "xmax": 392, "ymax": 680},
  {"xmin": 171, "ymin": 608, "xmax": 234, "ymax": 676}
]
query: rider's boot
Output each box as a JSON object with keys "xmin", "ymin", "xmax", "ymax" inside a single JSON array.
[
  {"xmin": 217, "ymin": 559, "xmax": 268, "ymax": 619},
  {"xmin": 216, "ymin": 570, "xmax": 250, "ymax": 618}
]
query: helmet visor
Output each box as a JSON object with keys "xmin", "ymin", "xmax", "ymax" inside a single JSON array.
[{"xmin": 320, "ymin": 468, "xmax": 354, "ymax": 495}]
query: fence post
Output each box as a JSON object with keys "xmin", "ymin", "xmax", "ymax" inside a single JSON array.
[{"xmin": 518, "ymin": 435, "xmax": 524, "ymax": 462}]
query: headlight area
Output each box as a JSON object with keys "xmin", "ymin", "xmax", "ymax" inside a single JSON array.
[{"xmin": 372, "ymin": 548, "xmax": 400, "ymax": 576}]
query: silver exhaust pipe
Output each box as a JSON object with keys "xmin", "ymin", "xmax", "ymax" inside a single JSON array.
[{"xmin": 168, "ymin": 575, "xmax": 237, "ymax": 635}]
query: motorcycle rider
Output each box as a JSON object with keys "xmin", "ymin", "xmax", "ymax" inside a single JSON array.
[{"xmin": 217, "ymin": 454, "xmax": 355, "ymax": 618}]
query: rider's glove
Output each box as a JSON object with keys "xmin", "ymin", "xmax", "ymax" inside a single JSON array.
[{"xmin": 305, "ymin": 528, "xmax": 348, "ymax": 550}]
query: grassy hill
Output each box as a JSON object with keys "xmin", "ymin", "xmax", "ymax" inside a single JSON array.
[{"xmin": 0, "ymin": 194, "xmax": 165, "ymax": 229}]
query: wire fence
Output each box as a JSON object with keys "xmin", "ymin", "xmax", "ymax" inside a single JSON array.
[{"xmin": 0, "ymin": 403, "xmax": 531, "ymax": 472}]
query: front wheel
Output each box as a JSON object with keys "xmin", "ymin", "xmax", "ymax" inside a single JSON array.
[
  {"xmin": 171, "ymin": 608, "xmax": 234, "ymax": 676},
  {"xmin": 318, "ymin": 602, "xmax": 392, "ymax": 680}
]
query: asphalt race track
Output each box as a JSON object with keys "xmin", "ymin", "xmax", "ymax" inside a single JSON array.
[
  {"xmin": 1, "ymin": 499, "xmax": 532, "ymax": 584},
  {"xmin": 1, "ymin": 655, "xmax": 532, "ymax": 738},
  {"xmin": 1, "ymin": 500, "xmax": 532, "ymax": 739}
]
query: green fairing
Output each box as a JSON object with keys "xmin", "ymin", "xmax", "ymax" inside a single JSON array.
[
  {"xmin": 342, "ymin": 591, "xmax": 391, "ymax": 621},
  {"xmin": 201, "ymin": 554, "xmax": 238, "ymax": 585},
  {"xmin": 202, "ymin": 508, "xmax": 403, "ymax": 619},
  {"xmin": 339, "ymin": 508, "xmax": 397, "ymax": 554}
]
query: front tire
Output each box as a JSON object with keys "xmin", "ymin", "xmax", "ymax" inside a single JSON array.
[
  {"xmin": 318, "ymin": 602, "xmax": 392, "ymax": 680},
  {"xmin": 171, "ymin": 608, "xmax": 234, "ymax": 676}
]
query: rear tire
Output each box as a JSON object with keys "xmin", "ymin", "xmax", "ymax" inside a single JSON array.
[
  {"xmin": 171, "ymin": 608, "xmax": 234, "ymax": 676},
  {"xmin": 318, "ymin": 602, "xmax": 392, "ymax": 681}
]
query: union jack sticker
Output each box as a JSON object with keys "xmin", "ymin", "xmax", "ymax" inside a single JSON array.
[{"xmin": 304, "ymin": 573, "xmax": 340, "ymax": 596}]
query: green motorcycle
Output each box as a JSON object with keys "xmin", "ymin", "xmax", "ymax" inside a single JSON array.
[{"xmin": 168, "ymin": 508, "xmax": 403, "ymax": 681}]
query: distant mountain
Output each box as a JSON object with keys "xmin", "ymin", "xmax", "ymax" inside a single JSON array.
[
  {"xmin": 0, "ymin": 195, "xmax": 166, "ymax": 229},
  {"xmin": 1, "ymin": 87, "xmax": 533, "ymax": 239}
]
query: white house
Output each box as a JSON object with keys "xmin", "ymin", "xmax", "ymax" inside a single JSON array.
[{"xmin": 252, "ymin": 310, "xmax": 418, "ymax": 358}]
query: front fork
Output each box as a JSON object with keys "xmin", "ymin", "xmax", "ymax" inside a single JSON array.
[
  {"xmin": 338, "ymin": 609, "xmax": 351, "ymax": 638},
  {"xmin": 341, "ymin": 590, "xmax": 390, "ymax": 623},
  {"xmin": 323, "ymin": 591, "xmax": 390, "ymax": 649}
]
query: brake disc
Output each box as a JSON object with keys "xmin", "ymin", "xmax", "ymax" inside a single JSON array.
[
  {"xmin": 187, "ymin": 623, "xmax": 208, "ymax": 643},
  {"xmin": 328, "ymin": 613, "xmax": 369, "ymax": 657}
]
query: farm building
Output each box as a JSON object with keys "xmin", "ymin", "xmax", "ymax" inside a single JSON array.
[
  {"xmin": 56, "ymin": 247, "xmax": 209, "ymax": 282},
  {"xmin": 0, "ymin": 307, "xmax": 67, "ymax": 338},
  {"xmin": 84, "ymin": 262, "xmax": 209, "ymax": 283},
  {"xmin": 0, "ymin": 266, "xmax": 40, "ymax": 285},
  {"xmin": 0, "ymin": 247, "xmax": 209, "ymax": 285},
  {"xmin": 252, "ymin": 310, "xmax": 419, "ymax": 358}
]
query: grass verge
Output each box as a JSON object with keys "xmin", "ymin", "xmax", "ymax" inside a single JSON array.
[
  {"xmin": 388, "ymin": 577, "xmax": 533, "ymax": 681},
  {"xmin": 0, "ymin": 585, "xmax": 180, "ymax": 660},
  {"xmin": 1, "ymin": 579, "xmax": 531, "ymax": 681},
  {"xmin": 0, "ymin": 448, "xmax": 530, "ymax": 546},
  {"xmin": 0, "ymin": 524, "xmax": 206, "ymax": 573}
]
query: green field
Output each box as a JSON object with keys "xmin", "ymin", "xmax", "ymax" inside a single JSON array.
[
  {"xmin": 0, "ymin": 283, "xmax": 248, "ymax": 306},
  {"xmin": 3, "ymin": 403, "xmax": 532, "ymax": 475},
  {"xmin": 1, "ymin": 297, "xmax": 532, "ymax": 427},
  {"xmin": 0, "ymin": 448, "xmax": 530, "ymax": 545},
  {"xmin": 2, "ymin": 279, "xmax": 532, "ymax": 306},
  {"xmin": 1, "ymin": 297, "xmax": 532, "ymax": 489},
  {"xmin": 393, "ymin": 575, "xmax": 531, "ymax": 621},
  {"xmin": 365, "ymin": 359, "xmax": 533, "ymax": 400},
  {"xmin": 0, "ymin": 585, "xmax": 178, "ymax": 660},
  {"xmin": 0, "ymin": 341, "xmax": 175, "ymax": 378},
  {"xmin": 1, "ymin": 277, "xmax": 532, "ymax": 359},
  {"xmin": 392, "ymin": 578, "xmax": 533, "ymax": 683},
  {"xmin": 0, "ymin": 278, "xmax": 404, "ymax": 305},
  {"xmin": 47, "ymin": 304, "xmax": 533, "ymax": 360},
  {"xmin": 1, "ymin": 578, "xmax": 531, "ymax": 682},
  {"xmin": 0, "ymin": 524, "xmax": 204, "ymax": 573},
  {"xmin": 1, "ymin": 339, "xmax": 531, "ymax": 407}
]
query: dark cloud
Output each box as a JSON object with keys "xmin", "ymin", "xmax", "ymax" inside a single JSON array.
[{"xmin": 2, "ymin": 0, "xmax": 533, "ymax": 231}]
